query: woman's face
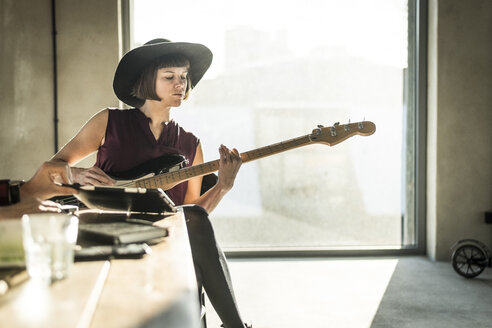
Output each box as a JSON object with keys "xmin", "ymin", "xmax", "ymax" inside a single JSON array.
[{"xmin": 154, "ymin": 66, "xmax": 189, "ymax": 107}]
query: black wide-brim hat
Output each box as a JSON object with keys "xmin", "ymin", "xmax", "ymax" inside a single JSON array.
[{"xmin": 113, "ymin": 38, "xmax": 213, "ymax": 108}]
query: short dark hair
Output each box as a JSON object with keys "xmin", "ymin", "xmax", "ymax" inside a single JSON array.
[{"xmin": 131, "ymin": 54, "xmax": 192, "ymax": 102}]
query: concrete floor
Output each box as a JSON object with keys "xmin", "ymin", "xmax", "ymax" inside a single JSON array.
[{"xmin": 205, "ymin": 256, "xmax": 492, "ymax": 328}]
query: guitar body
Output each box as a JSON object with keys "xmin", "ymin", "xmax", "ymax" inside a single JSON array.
[
  {"xmin": 51, "ymin": 154, "xmax": 188, "ymax": 207},
  {"xmin": 108, "ymin": 154, "xmax": 187, "ymax": 180}
]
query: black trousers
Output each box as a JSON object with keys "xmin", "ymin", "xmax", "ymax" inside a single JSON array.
[{"xmin": 182, "ymin": 205, "xmax": 245, "ymax": 328}]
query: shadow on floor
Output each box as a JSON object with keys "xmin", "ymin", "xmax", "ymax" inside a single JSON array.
[{"xmin": 370, "ymin": 257, "xmax": 492, "ymax": 328}]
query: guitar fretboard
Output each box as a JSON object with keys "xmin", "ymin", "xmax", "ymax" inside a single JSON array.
[
  {"xmin": 135, "ymin": 134, "xmax": 312, "ymax": 189},
  {"xmin": 241, "ymin": 135, "xmax": 311, "ymax": 162}
]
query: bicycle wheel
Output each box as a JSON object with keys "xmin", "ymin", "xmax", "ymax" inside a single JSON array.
[{"xmin": 452, "ymin": 244, "xmax": 487, "ymax": 278}]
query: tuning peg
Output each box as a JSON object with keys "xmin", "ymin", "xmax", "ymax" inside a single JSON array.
[
  {"xmin": 317, "ymin": 124, "xmax": 324, "ymax": 128},
  {"xmin": 358, "ymin": 117, "xmax": 366, "ymax": 129}
]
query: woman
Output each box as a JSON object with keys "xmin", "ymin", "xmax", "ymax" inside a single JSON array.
[{"xmin": 50, "ymin": 39, "xmax": 250, "ymax": 328}]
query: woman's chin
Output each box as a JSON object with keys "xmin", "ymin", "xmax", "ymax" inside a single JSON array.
[
  {"xmin": 171, "ymin": 100, "xmax": 183, "ymax": 107},
  {"xmin": 159, "ymin": 99, "xmax": 182, "ymax": 108}
]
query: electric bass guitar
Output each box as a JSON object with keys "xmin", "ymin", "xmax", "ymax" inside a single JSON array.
[{"xmin": 56, "ymin": 121, "xmax": 376, "ymax": 206}]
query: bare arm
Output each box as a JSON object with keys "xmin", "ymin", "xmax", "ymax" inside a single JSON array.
[
  {"xmin": 50, "ymin": 109, "xmax": 115, "ymax": 186},
  {"xmin": 0, "ymin": 199, "xmax": 64, "ymax": 220},
  {"xmin": 20, "ymin": 161, "xmax": 77, "ymax": 200},
  {"xmin": 183, "ymin": 143, "xmax": 242, "ymax": 213},
  {"xmin": 0, "ymin": 161, "xmax": 77, "ymax": 220}
]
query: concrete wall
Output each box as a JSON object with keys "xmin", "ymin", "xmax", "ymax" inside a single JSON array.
[
  {"xmin": 427, "ymin": 0, "xmax": 492, "ymax": 260},
  {"xmin": 56, "ymin": 0, "xmax": 120, "ymax": 167},
  {"xmin": 0, "ymin": 0, "xmax": 54, "ymax": 179},
  {"xmin": 0, "ymin": 0, "xmax": 120, "ymax": 179}
]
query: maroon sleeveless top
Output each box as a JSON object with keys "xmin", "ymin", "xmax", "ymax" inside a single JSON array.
[{"xmin": 95, "ymin": 108, "xmax": 199, "ymax": 205}]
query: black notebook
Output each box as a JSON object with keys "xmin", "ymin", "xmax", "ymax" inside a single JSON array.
[
  {"xmin": 78, "ymin": 221, "xmax": 168, "ymax": 245},
  {"xmin": 67, "ymin": 185, "xmax": 175, "ymax": 248}
]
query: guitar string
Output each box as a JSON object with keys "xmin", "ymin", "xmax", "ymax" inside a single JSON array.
[
  {"xmin": 51, "ymin": 126, "xmax": 368, "ymax": 206},
  {"xmin": 53, "ymin": 135, "xmax": 310, "ymax": 205}
]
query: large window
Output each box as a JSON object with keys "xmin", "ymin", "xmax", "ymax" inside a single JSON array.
[{"xmin": 131, "ymin": 0, "xmax": 422, "ymax": 252}]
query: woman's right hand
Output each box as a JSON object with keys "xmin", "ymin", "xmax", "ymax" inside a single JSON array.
[{"xmin": 71, "ymin": 166, "xmax": 116, "ymax": 186}]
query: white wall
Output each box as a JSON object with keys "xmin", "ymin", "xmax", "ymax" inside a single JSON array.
[{"xmin": 427, "ymin": 0, "xmax": 492, "ymax": 260}]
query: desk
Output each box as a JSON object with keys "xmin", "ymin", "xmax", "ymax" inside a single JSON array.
[{"xmin": 0, "ymin": 210, "xmax": 201, "ymax": 328}]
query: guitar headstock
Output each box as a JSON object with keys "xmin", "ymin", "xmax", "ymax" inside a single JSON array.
[{"xmin": 309, "ymin": 121, "xmax": 376, "ymax": 146}]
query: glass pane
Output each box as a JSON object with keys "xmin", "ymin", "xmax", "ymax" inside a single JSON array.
[{"xmin": 133, "ymin": 0, "xmax": 413, "ymax": 250}]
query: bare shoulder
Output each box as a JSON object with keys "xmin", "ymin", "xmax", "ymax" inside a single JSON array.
[
  {"xmin": 80, "ymin": 108, "xmax": 109, "ymax": 132},
  {"xmin": 90, "ymin": 108, "xmax": 110, "ymax": 123}
]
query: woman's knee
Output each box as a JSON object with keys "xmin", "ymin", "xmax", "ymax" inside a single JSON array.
[
  {"xmin": 181, "ymin": 204, "xmax": 209, "ymax": 221},
  {"xmin": 181, "ymin": 205, "xmax": 216, "ymax": 239}
]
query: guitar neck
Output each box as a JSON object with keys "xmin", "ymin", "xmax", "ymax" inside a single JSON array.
[
  {"xmin": 135, "ymin": 134, "xmax": 312, "ymax": 189},
  {"xmin": 241, "ymin": 134, "xmax": 311, "ymax": 162},
  {"xmin": 134, "ymin": 120, "xmax": 376, "ymax": 189}
]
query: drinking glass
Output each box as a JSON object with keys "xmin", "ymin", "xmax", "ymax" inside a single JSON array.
[{"xmin": 21, "ymin": 213, "xmax": 78, "ymax": 282}]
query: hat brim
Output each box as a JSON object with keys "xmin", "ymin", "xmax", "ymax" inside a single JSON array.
[{"xmin": 113, "ymin": 41, "xmax": 213, "ymax": 108}]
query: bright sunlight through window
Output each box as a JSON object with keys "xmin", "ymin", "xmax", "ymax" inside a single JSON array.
[{"xmin": 132, "ymin": 0, "xmax": 415, "ymax": 251}]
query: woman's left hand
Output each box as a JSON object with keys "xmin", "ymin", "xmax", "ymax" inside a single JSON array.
[{"xmin": 217, "ymin": 144, "xmax": 242, "ymax": 192}]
